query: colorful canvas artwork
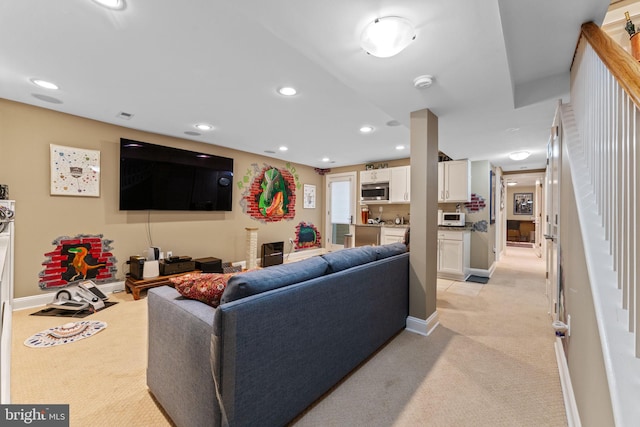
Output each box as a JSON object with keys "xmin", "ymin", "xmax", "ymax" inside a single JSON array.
[
  {"xmin": 50, "ymin": 144, "xmax": 101, "ymax": 197},
  {"xmin": 294, "ymin": 222, "xmax": 321, "ymax": 249}
]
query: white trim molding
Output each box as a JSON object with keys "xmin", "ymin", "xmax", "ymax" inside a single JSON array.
[
  {"xmin": 555, "ymin": 338, "xmax": 581, "ymax": 427},
  {"xmin": 468, "ymin": 261, "xmax": 496, "ymax": 278},
  {"xmin": 406, "ymin": 311, "xmax": 439, "ymax": 336}
]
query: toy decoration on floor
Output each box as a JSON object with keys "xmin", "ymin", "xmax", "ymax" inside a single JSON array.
[
  {"xmin": 39, "ymin": 234, "xmax": 117, "ymax": 289},
  {"xmin": 31, "ymin": 280, "xmax": 117, "ymax": 318},
  {"xmin": 24, "ymin": 320, "xmax": 107, "ymax": 348}
]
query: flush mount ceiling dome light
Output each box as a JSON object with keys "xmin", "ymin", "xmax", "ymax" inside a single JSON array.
[
  {"xmin": 360, "ymin": 16, "xmax": 416, "ymax": 58},
  {"xmin": 509, "ymin": 151, "xmax": 530, "ymax": 161},
  {"xmin": 92, "ymin": 0, "xmax": 125, "ymax": 10},
  {"xmin": 31, "ymin": 79, "xmax": 59, "ymax": 90}
]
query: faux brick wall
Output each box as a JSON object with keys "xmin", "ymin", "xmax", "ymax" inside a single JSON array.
[
  {"xmin": 244, "ymin": 166, "xmax": 296, "ymax": 222},
  {"xmin": 39, "ymin": 234, "xmax": 117, "ymax": 289}
]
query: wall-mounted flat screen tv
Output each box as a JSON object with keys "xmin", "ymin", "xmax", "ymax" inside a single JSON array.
[{"xmin": 119, "ymin": 138, "xmax": 233, "ymax": 211}]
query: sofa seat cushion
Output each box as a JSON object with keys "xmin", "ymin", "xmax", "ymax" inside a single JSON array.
[
  {"xmin": 374, "ymin": 242, "xmax": 407, "ymax": 260},
  {"xmin": 321, "ymin": 246, "xmax": 377, "ymax": 273},
  {"xmin": 221, "ymin": 256, "xmax": 329, "ymax": 304},
  {"xmin": 171, "ymin": 272, "xmax": 240, "ymax": 307}
]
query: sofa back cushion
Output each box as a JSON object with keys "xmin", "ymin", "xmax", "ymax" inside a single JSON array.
[
  {"xmin": 374, "ymin": 242, "xmax": 407, "ymax": 260},
  {"xmin": 221, "ymin": 255, "xmax": 329, "ymax": 304},
  {"xmin": 321, "ymin": 246, "xmax": 377, "ymax": 273}
]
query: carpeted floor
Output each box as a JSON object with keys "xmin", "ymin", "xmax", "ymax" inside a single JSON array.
[{"xmin": 10, "ymin": 246, "xmax": 566, "ymax": 426}]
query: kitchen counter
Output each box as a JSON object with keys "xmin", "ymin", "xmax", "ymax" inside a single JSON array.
[{"xmin": 357, "ymin": 223, "xmax": 409, "ymax": 228}]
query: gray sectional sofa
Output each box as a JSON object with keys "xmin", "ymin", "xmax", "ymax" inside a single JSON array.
[{"xmin": 147, "ymin": 243, "xmax": 409, "ymax": 427}]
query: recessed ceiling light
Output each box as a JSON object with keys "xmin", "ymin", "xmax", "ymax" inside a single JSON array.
[
  {"xmin": 195, "ymin": 123, "xmax": 213, "ymax": 131},
  {"xmin": 360, "ymin": 16, "xmax": 416, "ymax": 58},
  {"xmin": 184, "ymin": 131, "xmax": 201, "ymax": 136},
  {"xmin": 386, "ymin": 120, "xmax": 401, "ymax": 127},
  {"xmin": 506, "ymin": 127, "xmax": 520, "ymax": 132},
  {"xmin": 92, "ymin": 0, "xmax": 125, "ymax": 10},
  {"xmin": 509, "ymin": 151, "xmax": 530, "ymax": 161},
  {"xmin": 31, "ymin": 79, "xmax": 59, "ymax": 90},
  {"xmin": 360, "ymin": 126, "xmax": 374, "ymax": 133},
  {"xmin": 279, "ymin": 146, "xmax": 288, "ymax": 151},
  {"xmin": 395, "ymin": 145, "xmax": 406, "ymax": 150},
  {"xmin": 322, "ymin": 157, "xmax": 330, "ymax": 162},
  {"xmin": 507, "ymin": 182, "xmax": 517, "ymax": 186},
  {"xmin": 277, "ymin": 87, "xmax": 297, "ymax": 96}
]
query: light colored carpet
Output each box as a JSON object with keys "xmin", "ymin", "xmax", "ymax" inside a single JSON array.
[{"xmin": 11, "ymin": 246, "xmax": 566, "ymax": 426}]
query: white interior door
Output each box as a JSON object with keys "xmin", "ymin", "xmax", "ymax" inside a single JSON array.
[
  {"xmin": 325, "ymin": 172, "xmax": 356, "ymax": 251},
  {"xmin": 545, "ymin": 122, "xmax": 561, "ymax": 319}
]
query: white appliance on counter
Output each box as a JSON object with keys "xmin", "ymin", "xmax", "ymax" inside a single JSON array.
[{"xmin": 440, "ymin": 212, "xmax": 465, "ymax": 227}]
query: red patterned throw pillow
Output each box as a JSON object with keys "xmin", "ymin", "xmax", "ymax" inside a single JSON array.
[{"xmin": 170, "ymin": 272, "xmax": 239, "ymax": 307}]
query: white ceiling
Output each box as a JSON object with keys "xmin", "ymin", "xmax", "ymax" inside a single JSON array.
[{"xmin": 0, "ymin": 0, "xmax": 609, "ymax": 171}]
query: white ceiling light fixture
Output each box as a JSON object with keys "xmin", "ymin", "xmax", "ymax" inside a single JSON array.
[
  {"xmin": 360, "ymin": 16, "xmax": 416, "ymax": 58},
  {"xmin": 507, "ymin": 182, "xmax": 517, "ymax": 186},
  {"xmin": 413, "ymin": 75, "xmax": 433, "ymax": 89},
  {"xmin": 195, "ymin": 123, "xmax": 213, "ymax": 131},
  {"xmin": 360, "ymin": 125, "xmax": 374, "ymax": 133},
  {"xmin": 395, "ymin": 145, "xmax": 406, "ymax": 150},
  {"xmin": 277, "ymin": 87, "xmax": 297, "ymax": 96},
  {"xmin": 279, "ymin": 146, "xmax": 288, "ymax": 152},
  {"xmin": 509, "ymin": 151, "xmax": 530, "ymax": 161},
  {"xmin": 92, "ymin": 0, "xmax": 125, "ymax": 10},
  {"xmin": 322, "ymin": 157, "xmax": 330, "ymax": 162},
  {"xmin": 31, "ymin": 79, "xmax": 59, "ymax": 90}
]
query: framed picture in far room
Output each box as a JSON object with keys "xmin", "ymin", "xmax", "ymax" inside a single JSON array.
[
  {"xmin": 513, "ymin": 192, "xmax": 534, "ymax": 215},
  {"xmin": 303, "ymin": 184, "xmax": 316, "ymax": 209}
]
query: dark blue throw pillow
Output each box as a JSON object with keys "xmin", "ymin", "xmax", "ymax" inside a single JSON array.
[
  {"xmin": 374, "ymin": 242, "xmax": 407, "ymax": 260},
  {"xmin": 221, "ymin": 256, "xmax": 329, "ymax": 304},
  {"xmin": 321, "ymin": 246, "xmax": 377, "ymax": 273}
]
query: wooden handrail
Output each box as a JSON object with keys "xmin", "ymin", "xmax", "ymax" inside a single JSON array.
[{"xmin": 579, "ymin": 21, "xmax": 640, "ymax": 108}]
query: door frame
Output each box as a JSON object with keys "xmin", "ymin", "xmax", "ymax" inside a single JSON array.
[{"xmin": 324, "ymin": 172, "xmax": 357, "ymax": 251}]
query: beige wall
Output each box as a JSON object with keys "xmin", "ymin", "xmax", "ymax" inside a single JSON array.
[
  {"xmin": 0, "ymin": 99, "xmax": 323, "ymax": 298},
  {"xmin": 468, "ymin": 160, "xmax": 495, "ymax": 270},
  {"xmin": 560, "ymin": 142, "xmax": 614, "ymax": 426}
]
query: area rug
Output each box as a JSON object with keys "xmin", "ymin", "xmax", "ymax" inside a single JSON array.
[
  {"xmin": 24, "ymin": 320, "xmax": 107, "ymax": 348},
  {"xmin": 466, "ymin": 275, "xmax": 490, "ymax": 284}
]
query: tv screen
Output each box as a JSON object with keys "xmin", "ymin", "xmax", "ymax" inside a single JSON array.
[{"xmin": 119, "ymin": 138, "xmax": 233, "ymax": 211}]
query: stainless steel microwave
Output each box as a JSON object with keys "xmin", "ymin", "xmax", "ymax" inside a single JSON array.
[{"xmin": 361, "ymin": 182, "xmax": 389, "ymax": 202}]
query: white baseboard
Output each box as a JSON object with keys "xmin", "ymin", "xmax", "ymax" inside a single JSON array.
[
  {"xmin": 555, "ymin": 338, "xmax": 581, "ymax": 427},
  {"xmin": 468, "ymin": 262, "xmax": 496, "ymax": 278},
  {"xmin": 406, "ymin": 311, "xmax": 439, "ymax": 336},
  {"xmin": 284, "ymin": 248, "xmax": 326, "ymax": 263},
  {"xmin": 12, "ymin": 281, "xmax": 125, "ymax": 311}
]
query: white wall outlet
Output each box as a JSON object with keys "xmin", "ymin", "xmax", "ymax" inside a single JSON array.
[
  {"xmin": 166, "ymin": 251, "xmax": 173, "ymax": 258},
  {"xmin": 289, "ymin": 237, "xmax": 294, "ymax": 244}
]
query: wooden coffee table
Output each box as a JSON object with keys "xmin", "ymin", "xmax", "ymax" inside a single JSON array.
[{"xmin": 125, "ymin": 270, "xmax": 199, "ymax": 300}]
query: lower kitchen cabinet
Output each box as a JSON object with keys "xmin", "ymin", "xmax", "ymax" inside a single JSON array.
[
  {"xmin": 380, "ymin": 226, "xmax": 408, "ymax": 245},
  {"xmin": 437, "ymin": 230, "xmax": 470, "ymax": 281}
]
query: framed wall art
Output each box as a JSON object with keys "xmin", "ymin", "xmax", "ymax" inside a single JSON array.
[
  {"xmin": 303, "ymin": 184, "xmax": 316, "ymax": 209},
  {"xmin": 50, "ymin": 144, "xmax": 101, "ymax": 197},
  {"xmin": 513, "ymin": 192, "xmax": 533, "ymax": 215}
]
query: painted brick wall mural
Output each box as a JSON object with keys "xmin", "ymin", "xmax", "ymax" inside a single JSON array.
[
  {"xmin": 294, "ymin": 222, "xmax": 321, "ymax": 249},
  {"xmin": 238, "ymin": 163, "xmax": 299, "ymax": 222},
  {"xmin": 464, "ymin": 193, "xmax": 486, "ymax": 213},
  {"xmin": 39, "ymin": 234, "xmax": 117, "ymax": 289}
]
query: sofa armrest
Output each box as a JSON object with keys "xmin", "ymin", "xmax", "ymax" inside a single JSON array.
[{"xmin": 147, "ymin": 286, "xmax": 220, "ymax": 427}]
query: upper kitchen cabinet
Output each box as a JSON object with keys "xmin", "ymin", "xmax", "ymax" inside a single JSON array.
[
  {"xmin": 438, "ymin": 160, "xmax": 471, "ymax": 202},
  {"xmin": 389, "ymin": 166, "xmax": 410, "ymax": 203},
  {"xmin": 360, "ymin": 168, "xmax": 391, "ymax": 184}
]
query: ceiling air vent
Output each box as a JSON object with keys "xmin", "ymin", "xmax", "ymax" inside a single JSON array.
[{"xmin": 116, "ymin": 111, "xmax": 134, "ymax": 120}]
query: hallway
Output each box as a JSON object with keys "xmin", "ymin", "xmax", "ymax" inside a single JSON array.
[{"xmin": 294, "ymin": 246, "xmax": 567, "ymax": 426}]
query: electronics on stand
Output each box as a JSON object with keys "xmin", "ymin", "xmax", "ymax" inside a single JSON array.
[
  {"xmin": 194, "ymin": 257, "xmax": 222, "ymax": 273},
  {"xmin": 160, "ymin": 257, "xmax": 195, "ymax": 276}
]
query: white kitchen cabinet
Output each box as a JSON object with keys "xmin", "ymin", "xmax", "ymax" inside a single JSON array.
[
  {"xmin": 360, "ymin": 168, "xmax": 390, "ymax": 184},
  {"xmin": 438, "ymin": 160, "xmax": 470, "ymax": 202},
  {"xmin": 389, "ymin": 166, "xmax": 410, "ymax": 203},
  {"xmin": 437, "ymin": 230, "xmax": 470, "ymax": 281},
  {"xmin": 381, "ymin": 226, "xmax": 408, "ymax": 245}
]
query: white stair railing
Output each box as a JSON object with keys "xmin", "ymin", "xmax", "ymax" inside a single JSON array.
[{"xmin": 563, "ymin": 21, "xmax": 640, "ymax": 426}]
